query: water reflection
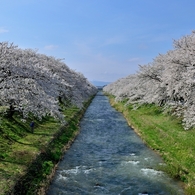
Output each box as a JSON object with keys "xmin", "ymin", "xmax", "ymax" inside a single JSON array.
[{"xmin": 47, "ymin": 91, "xmax": 184, "ymax": 195}]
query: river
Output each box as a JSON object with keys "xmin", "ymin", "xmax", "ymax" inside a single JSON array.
[{"xmin": 47, "ymin": 91, "xmax": 184, "ymax": 195}]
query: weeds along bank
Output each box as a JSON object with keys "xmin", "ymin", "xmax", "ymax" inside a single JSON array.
[
  {"xmin": 103, "ymin": 31, "xmax": 195, "ymax": 195},
  {"xmin": 0, "ymin": 42, "xmax": 97, "ymax": 194}
]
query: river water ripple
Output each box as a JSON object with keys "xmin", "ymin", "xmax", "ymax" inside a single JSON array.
[{"xmin": 47, "ymin": 91, "xmax": 184, "ymax": 195}]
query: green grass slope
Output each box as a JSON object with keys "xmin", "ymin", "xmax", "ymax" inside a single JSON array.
[
  {"xmin": 0, "ymin": 97, "xmax": 94, "ymax": 195},
  {"xmin": 108, "ymin": 95, "xmax": 195, "ymax": 195}
]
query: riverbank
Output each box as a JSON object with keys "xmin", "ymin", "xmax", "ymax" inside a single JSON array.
[
  {"xmin": 0, "ymin": 96, "xmax": 95, "ymax": 195},
  {"xmin": 107, "ymin": 95, "xmax": 195, "ymax": 195}
]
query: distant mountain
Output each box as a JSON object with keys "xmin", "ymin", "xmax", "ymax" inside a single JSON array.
[{"xmin": 90, "ymin": 80, "xmax": 111, "ymax": 87}]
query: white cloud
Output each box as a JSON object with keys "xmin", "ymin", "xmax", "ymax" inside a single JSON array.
[
  {"xmin": 128, "ymin": 57, "xmax": 141, "ymax": 62},
  {"xmin": 138, "ymin": 43, "xmax": 148, "ymax": 50},
  {"xmin": 44, "ymin": 45, "xmax": 58, "ymax": 50},
  {"xmin": 74, "ymin": 41, "xmax": 92, "ymax": 55},
  {"xmin": 0, "ymin": 27, "xmax": 9, "ymax": 33},
  {"xmin": 103, "ymin": 35, "xmax": 126, "ymax": 46}
]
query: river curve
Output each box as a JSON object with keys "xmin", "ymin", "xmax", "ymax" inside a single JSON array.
[{"xmin": 47, "ymin": 91, "xmax": 184, "ymax": 195}]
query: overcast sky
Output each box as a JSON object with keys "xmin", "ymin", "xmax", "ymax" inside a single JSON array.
[{"xmin": 0, "ymin": 0, "xmax": 195, "ymax": 82}]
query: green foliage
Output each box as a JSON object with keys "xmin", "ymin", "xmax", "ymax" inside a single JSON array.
[
  {"xmin": 0, "ymin": 152, "xmax": 7, "ymax": 159},
  {"xmin": 50, "ymin": 149, "xmax": 62, "ymax": 161},
  {"xmin": 42, "ymin": 161, "xmax": 53, "ymax": 176}
]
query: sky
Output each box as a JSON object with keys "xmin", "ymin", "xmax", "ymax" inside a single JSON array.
[{"xmin": 0, "ymin": 0, "xmax": 195, "ymax": 83}]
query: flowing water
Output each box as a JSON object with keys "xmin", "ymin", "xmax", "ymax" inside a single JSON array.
[{"xmin": 47, "ymin": 91, "xmax": 184, "ymax": 195}]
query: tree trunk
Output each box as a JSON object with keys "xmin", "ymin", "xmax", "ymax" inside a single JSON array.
[{"xmin": 6, "ymin": 105, "xmax": 15, "ymax": 118}]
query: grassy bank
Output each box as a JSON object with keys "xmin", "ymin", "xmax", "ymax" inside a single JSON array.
[
  {"xmin": 0, "ymin": 96, "xmax": 94, "ymax": 195},
  {"xmin": 107, "ymin": 95, "xmax": 195, "ymax": 195}
]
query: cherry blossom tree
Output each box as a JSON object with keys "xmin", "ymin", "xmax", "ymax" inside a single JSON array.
[
  {"xmin": 103, "ymin": 31, "xmax": 195, "ymax": 129},
  {"xmin": 0, "ymin": 42, "xmax": 97, "ymax": 121}
]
